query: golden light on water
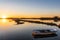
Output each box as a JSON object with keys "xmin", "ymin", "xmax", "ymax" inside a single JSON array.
[
  {"xmin": 2, "ymin": 19, "xmax": 7, "ymax": 23},
  {"xmin": 1, "ymin": 15, "xmax": 7, "ymax": 23}
]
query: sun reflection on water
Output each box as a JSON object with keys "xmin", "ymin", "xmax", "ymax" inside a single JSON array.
[
  {"xmin": 0, "ymin": 19, "xmax": 14, "ymax": 26},
  {"xmin": 2, "ymin": 19, "xmax": 7, "ymax": 23}
]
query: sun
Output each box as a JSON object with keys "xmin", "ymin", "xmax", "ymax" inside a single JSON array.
[{"xmin": 2, "ymin": 16, "xmax": 7, "ymax": 19}]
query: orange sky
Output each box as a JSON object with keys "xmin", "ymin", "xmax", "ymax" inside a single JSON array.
[{"xmin": 0, "ymin": 0, "xmax": 60, "ymax": 18}]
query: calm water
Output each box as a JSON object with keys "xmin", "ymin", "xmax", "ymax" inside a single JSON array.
[{"xmin": 0, "ymin": 19, "xmax": 60, "ymax": 40}]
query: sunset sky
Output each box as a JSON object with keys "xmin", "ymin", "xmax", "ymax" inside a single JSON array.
[{"xmin": 0, "ymin": 0, "xmax": 60, "ymax": 18}]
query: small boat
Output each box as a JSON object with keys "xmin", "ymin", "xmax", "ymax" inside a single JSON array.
[
  {"xmin": 32, "ymin": 29, "xmax": 57, "ymax": 37},
  {"xmin": 16, "ymin": 21, "xmax": 24, "ymax": 24}
]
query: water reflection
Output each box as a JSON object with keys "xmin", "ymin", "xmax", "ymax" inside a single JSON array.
[
  {"xmin": 32, "ymin": 33, "xmax": 57, "ymax": 38},
  {"xmin": 2, "ymin": 19, "xmax": 7, "ymax": 23},
  {"xmin": 0, "ymin": 19, "xmax": 59, "ymax": 40}
]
